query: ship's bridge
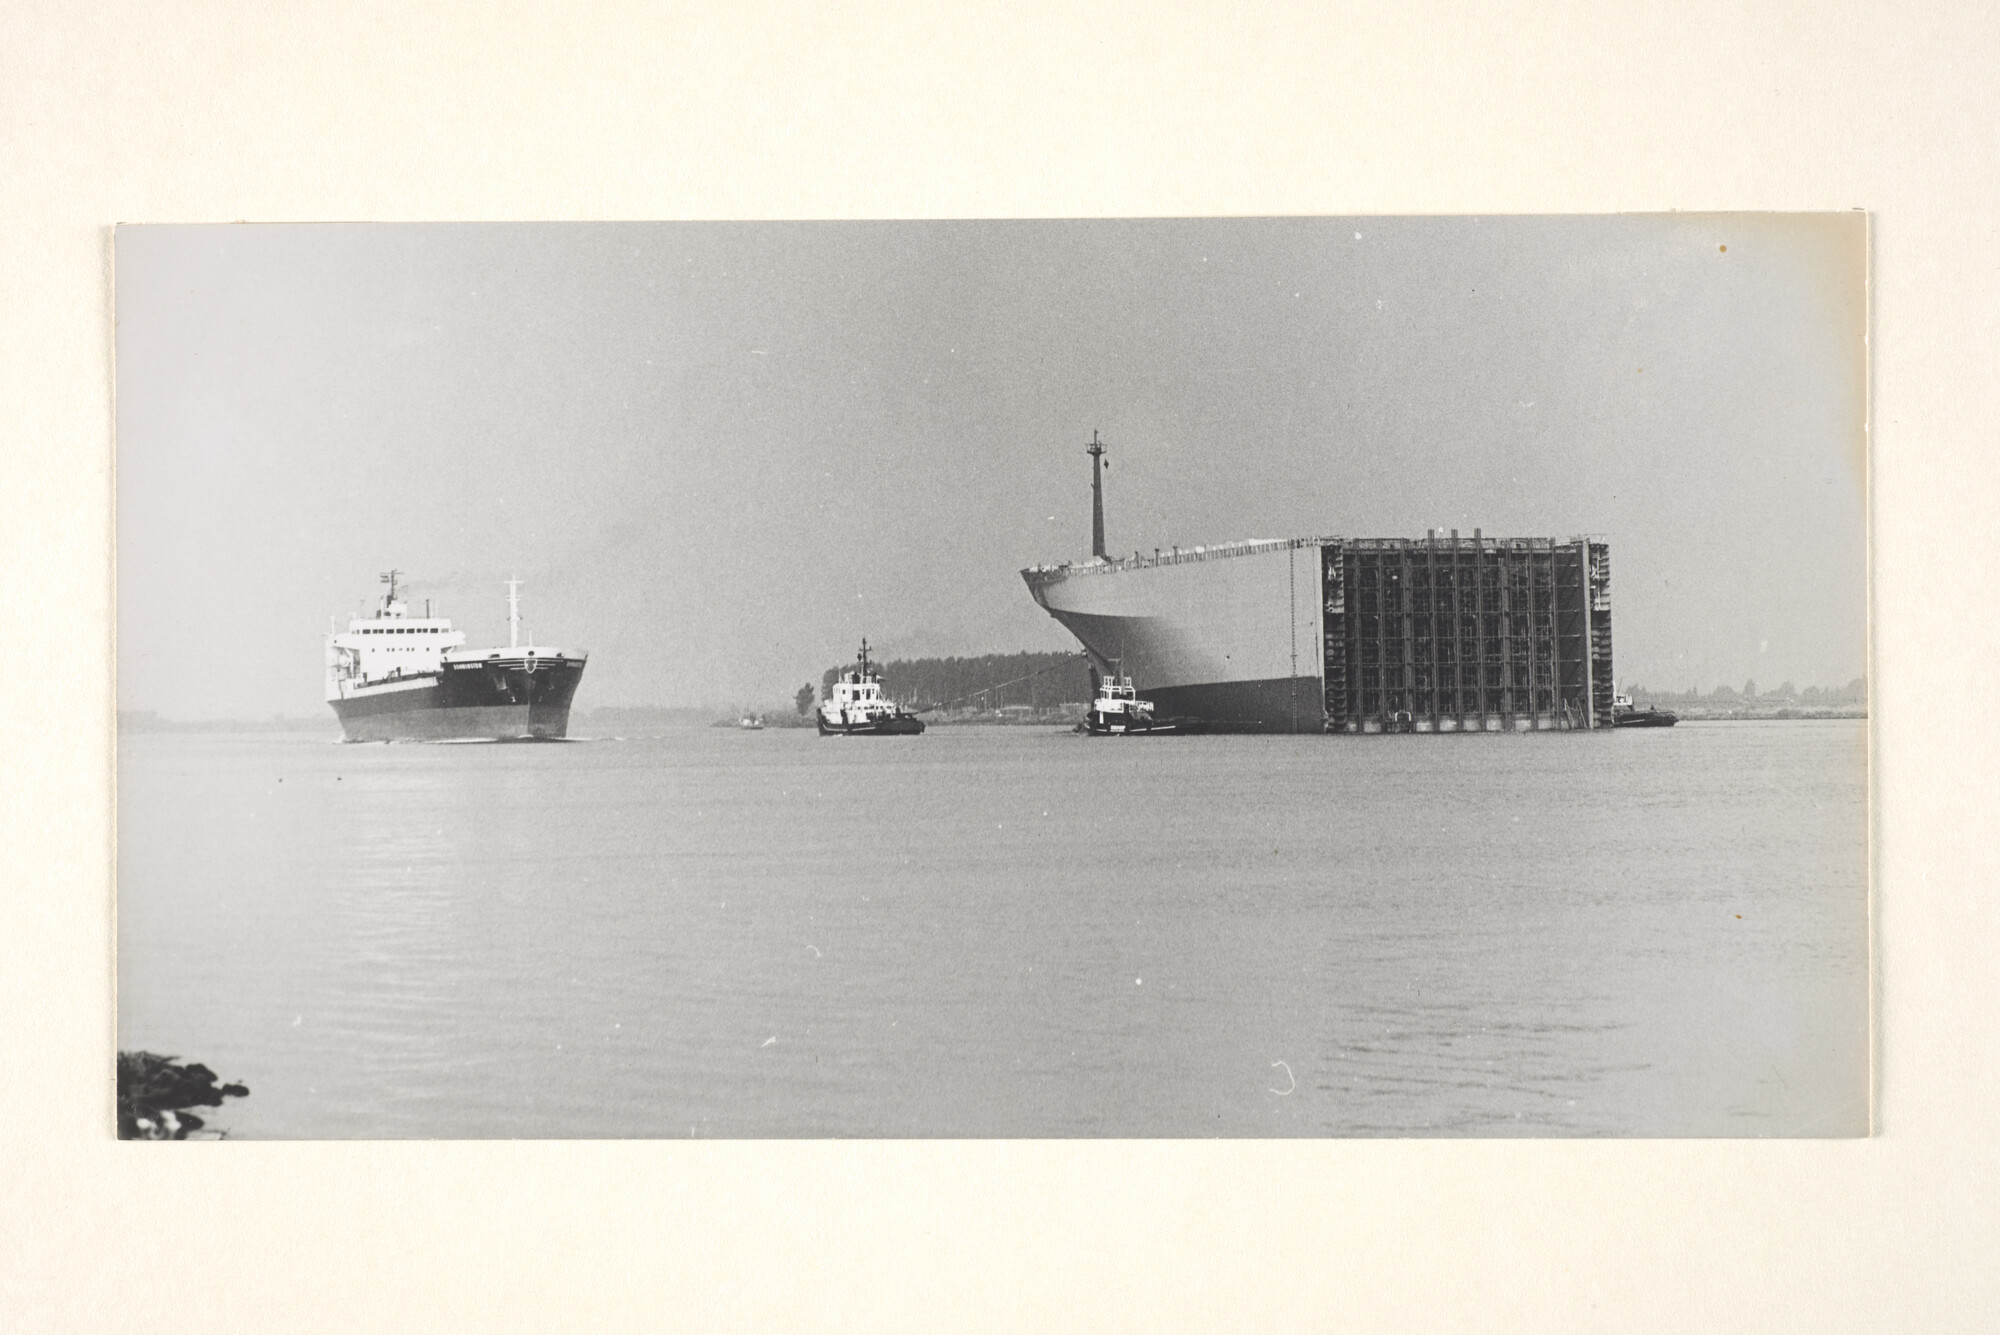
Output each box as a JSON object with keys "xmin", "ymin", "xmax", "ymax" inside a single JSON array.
[{"xmin": 327, "ymin": 598, "xmax": 468, "ymax": 690}]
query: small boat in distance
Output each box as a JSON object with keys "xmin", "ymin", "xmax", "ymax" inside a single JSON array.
[
  {"xmin": 738, "ymin": 714, "xmax": 765, "ymax": 730},
  {"xmin": 1612, "ymin": 694, "xmax": 1679, "ymax": 728},
  {"xmin": 817, "ymin": 639, "xmax": 926, "ymax": 736},
  {"xmin": 1084, "ymin": 667, "xmax": 1201, "ymax": 736}
]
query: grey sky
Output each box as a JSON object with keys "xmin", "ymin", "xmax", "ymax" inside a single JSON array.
[{"xmin": 115, "ymin": 216, "xmax": 1865, "ymax": 717}]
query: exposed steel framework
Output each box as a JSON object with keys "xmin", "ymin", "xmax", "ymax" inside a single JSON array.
[{"xmin": 1320, "ymin": 531, "xmax": 1613, "ymax": 732}]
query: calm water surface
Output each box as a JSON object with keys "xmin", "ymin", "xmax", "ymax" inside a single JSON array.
[{"xmin": 117, "ymin": 721, "xmax": 1868, "ymax": 1137}]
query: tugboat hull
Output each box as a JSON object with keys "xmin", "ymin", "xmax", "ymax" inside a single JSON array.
[
  {"xmin": 1613, "ymin": 710, "xmax": 1679, "ymax": 728},
  {"xmin": 817, "ymin": 715, "xmax": 926, "ymax": 736},
  {"xmin": 1083, "ymin": 711, "xmax": 1202, "ymax": 736}
]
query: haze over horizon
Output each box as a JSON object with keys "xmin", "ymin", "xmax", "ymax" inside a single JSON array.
[{"xmin": 116, "ymin": 217, "xmax": 1865, "ymax": 719}]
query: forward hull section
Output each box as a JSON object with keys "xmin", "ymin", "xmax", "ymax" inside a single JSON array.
[{"xmin": 1026, "ymin": 542, "xmax": 1326, "ymax": 733}]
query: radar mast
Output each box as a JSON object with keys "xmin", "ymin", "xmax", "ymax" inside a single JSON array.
[{"xmin": 1086, "ymin": 429, "xmax": 1108, "ymax": 559}]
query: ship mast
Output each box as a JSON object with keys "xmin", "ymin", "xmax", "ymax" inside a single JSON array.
[
  {"xmin": 379, "ymin": 568, "xmax": 401, "ymax": 615},
  {"xmin": 506, "ymin": 577, "xmax": 522, "ymax": 649},
  {"xmin": 1086, "ymin": 430, "xmax": 1108, "ymax": 559}
]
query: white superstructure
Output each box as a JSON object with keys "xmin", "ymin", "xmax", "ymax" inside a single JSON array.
[
  {"xmin": 1087, "ymin": 672, "xmax": 1159, "ymax": 733},
  {"xmin": 816, "ymin": 638, "xmax": 925, "ymax": 735},
  {"xmin": 323, "ymin": 570, "xmax": 575, "ymax": 704},
  {"xmin": 324, "ymin": 571, "xmax": 467, "ymax": 701},
  {"xmin": 820, "ymin": 658, "xmax": 900, "ymax": 726}
]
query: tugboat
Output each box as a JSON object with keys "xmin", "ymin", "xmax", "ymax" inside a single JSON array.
[
  {"xmin": 1612, "ymin": 693, "xmax": 1679, "ymax": 728},
  {"xmin": 1083, "ymin": 667, "xmax": 1200, "ymax": 736},
  {"xmin": 817, "ymin": 640, "xmax": 926, "ymax": 736}
]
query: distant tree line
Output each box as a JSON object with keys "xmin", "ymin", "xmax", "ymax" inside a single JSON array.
[
  {"xmin": 822, "ymin": 651, "xmax": 1092, "ymax": 711},
  {"xmin": 1626, "ymin": 678, "xmax": 1866, "ymax": 707}
]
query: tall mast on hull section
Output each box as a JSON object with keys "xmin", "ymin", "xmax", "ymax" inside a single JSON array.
[
  {"xmin": 506, "ymin": 577, "xmax": 522, "ymax": 648},
  {"xmin": 1086, "ymin": 429, "xmax": 1108, "ymax": 559}
]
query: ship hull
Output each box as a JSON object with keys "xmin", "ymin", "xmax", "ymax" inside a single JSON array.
[
  {"xmin": 1025, "ymin": 535, "xmax": 1614, "ymax": 734},
  {"xmin": 328, "ymin": 655, "xmax": 586, "ymax": 741},
  {"xmin": 1142, "ymin": 677, "xmax": 1321, "ymax": 734}
]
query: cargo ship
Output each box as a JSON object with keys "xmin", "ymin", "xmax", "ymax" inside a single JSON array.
[
  {"xmin": 324, "ymin": 572, "xmax": 587, "ymax": 741},
  {"xmin": 1022, "ymin": 434, "xmax": 1613, "ymax": 733}
]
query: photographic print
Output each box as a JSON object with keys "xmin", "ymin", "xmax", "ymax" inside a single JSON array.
[{"xmin": 114, "ymin": 216, "xmax": 1868, "ymax": 1137}]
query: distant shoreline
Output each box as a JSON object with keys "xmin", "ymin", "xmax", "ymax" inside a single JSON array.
[
  {"xmin": 119, "ymin": 705, "xmax": 1864, "ymax": 734},
  {"xmin": 118, "ymin": 712, "xmax": 339, "ymax": 734},
  {"xmin": 1632, "ymin": 706, "xmax": 1866, "ymax": 722}
]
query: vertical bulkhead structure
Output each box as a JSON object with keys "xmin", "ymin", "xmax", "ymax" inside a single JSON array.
[
  {"xmin": 1023, "ymin": 531, "xmax": 1612, "ymax": 733},
  {"xmin": 1319, "ymin": 533, "xmax": 1612, "ymax": 733}
]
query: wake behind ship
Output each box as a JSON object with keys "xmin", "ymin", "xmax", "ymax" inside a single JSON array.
[
  {"xmin": 324, "ymin": 572, "xmax": 587, "ymax": 741},
  {"xmin": 1022, "ymin": 433, "xmax": 1614, "ymax": 734}
]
